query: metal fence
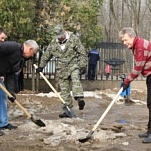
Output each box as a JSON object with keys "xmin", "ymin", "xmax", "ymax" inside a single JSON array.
[
  {"xmin": 23, "ymin": 42, "xmax": 145, "ymax": 81},
  {"xmin": 96, "ymin": 42, "xmax": 133, "ymax": 80}
]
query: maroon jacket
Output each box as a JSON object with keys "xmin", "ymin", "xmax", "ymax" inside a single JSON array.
[{"xmin": 125, "ymin": 37, "xmax": 151, "ymax": 85}]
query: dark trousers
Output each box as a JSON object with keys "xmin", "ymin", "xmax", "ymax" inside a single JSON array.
[
  {"xmin": 4, "ymin": 74, "xmax": 16, "ymax": 97},
  {"xmin": 105, "ymin": 73, "xmax": 110, "ymax": 80},
  {"xmin": 88, "ymin": 64, "xmax": 96, "ymax": 80},
  {"xmin": 146, "ymin": 75, "xmax": 151, "ymax": 132},
  {"xmin": 15, "ymin": 70, "xmax": 24, "ymax": 93}
]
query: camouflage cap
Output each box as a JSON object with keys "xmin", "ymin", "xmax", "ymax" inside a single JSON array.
[{"xmin": 53, "ymin": 24, "xmax": 64, "ymax": 37}]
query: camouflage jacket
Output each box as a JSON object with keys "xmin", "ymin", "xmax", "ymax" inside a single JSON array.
[{"xmin": 40, "ymin": 32, "xmax": 87, "ymax": 78}]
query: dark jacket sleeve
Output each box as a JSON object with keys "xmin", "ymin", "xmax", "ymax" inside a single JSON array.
[{"xmin": 0, "ymin": 42, "xmax": 15, "ymax": 54}]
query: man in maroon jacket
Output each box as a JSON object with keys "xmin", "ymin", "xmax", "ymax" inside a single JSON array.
[{"xmin": 119, "ymin": 27, "xmax": 151, "ymax": 143}]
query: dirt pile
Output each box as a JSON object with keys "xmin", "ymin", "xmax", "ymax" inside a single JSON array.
[{"xmin": 0, "ymin": 88, "xmax": 150, "ymax": 151}]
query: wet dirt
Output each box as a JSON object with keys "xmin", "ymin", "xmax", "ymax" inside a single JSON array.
[{"xmin": 0, "ymin": 88, "xmax": 150, "ymax": 151}]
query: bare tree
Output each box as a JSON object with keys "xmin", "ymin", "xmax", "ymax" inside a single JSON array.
[{"xmin": 109, "ymin": 0, "xmax": 120, "ymax": 32}]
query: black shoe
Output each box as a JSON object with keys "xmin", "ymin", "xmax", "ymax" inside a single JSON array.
[
  {"xmin": 78, "ymin": 100, "xmax": 85, "ymax": 110},
  {"xmin": 138, "ymin": 132, "xmax": 149, "ymax": 138},
  {"xmin": 0, "ymin": 123, "xmax": 18, "ymax": 130},
  {"xmin": 124, "ymin": 99, "xmax": 134, "ymax": 106},
  {"xmin": 59, "ymin": 112, "xmax": 70, "ymax": 118},
  {"xmin": 143, "ymin": 134, "xmax": 151, "ymax": 143},
  {"xmin": 0, "ymin": 130, "xmax": 4, "ymax": 136},
  {"xmin": 63, "ymin": 107, "xmax": 77, "ymax": 118}
]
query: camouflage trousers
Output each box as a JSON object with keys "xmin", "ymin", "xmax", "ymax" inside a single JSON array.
[{"xmin": 59, "ymin": 69, "xmax": 84, "ymax": 108}]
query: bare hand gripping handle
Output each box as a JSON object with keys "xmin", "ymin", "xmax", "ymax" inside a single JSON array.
[
  {"xmin": 0, "ymin": 83, "xmax": 31, "ymax": 118},
  {"xmin": 0, "ymin": 83, "xmax": 46, "ymax": 127}
]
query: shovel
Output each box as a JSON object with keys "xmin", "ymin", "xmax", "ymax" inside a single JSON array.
[
  {"xmin": 33, "ymin": 64, "xmax": 76, "ymax": 118},
  {"xmin": 0, "ymin": 83, "xmax": 46, "ymax": 127},
  {"xmin": 78, "ymin": 87, "xmax": 123, "ymax": 143}
]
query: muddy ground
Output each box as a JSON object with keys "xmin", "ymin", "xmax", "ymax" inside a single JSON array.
[{"xmin": 0, "ymin": 88, "xmax": 150, "ymax": 151}]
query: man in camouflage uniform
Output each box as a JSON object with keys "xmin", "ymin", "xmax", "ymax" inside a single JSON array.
[{"xmin": 36, "ymin": 24, "xmax": 87, "ymax": 118}]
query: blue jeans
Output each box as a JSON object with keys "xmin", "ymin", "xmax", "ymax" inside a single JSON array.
[{"xmin": 0, "ymin": 79, "xmax": 8, "ymax": 127}]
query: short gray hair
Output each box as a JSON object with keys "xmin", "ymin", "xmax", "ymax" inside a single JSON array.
[
  {"xmin": 24, "ymin": 40, "xmax": 39, "ymax": 52},
  {"xmin": 119, "ymin": 27, "xmax": 136, "ymax": 38}
]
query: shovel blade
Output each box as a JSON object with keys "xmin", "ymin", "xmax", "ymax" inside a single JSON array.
[
  {"xmin": 78, "ymin": 131, "xmax": 94, "ymax": 143},
  {"xmin": 63, "ymin": 106, "xmax": 77, "ymax": 118},
  {"xmin": 78, "ymin": 136, "xmax": 92, "ymax": 143},
  {"xmin": 31, "ymin": 116, "xmax": 46, "ymax": 127}
]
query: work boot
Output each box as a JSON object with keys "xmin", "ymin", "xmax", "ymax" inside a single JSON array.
[
  {"xmin": 59, "ymin": 112, "xmax": 69, "ymax": 118},
  {"xmin": 61, "ymin": 104, "xmax": 77, "ymax": 118},
  {"xmin": 143, "ymin": 134, "xmax": 151, "ymax": 143},
  {"xmin": 78, "ymin": 99, "xmax": 85, "ymax": 110},
  {"xmin": 124, "ymin": 98, "xmax": 134, "ymax": 106},
  {"xmin": 138, "ymin": 132, "xmax": 149, "ymax": 138},
  {"xmin": 0, "ymin": 130, "xmax": 4, "ymax": 136},
  {"xmin": 0, "ymin": 123, "xmax": 18, "ymax": 130}
]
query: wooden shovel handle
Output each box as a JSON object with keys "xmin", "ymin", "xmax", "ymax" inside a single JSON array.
[
  {"xmin": 33, "ymin": 64, "xmax": 69, "ymax": 106},
  {"xmin": 92, "ymin": 87, "xmax": 123, "ymax": 131},
  {"xmin": 0, "ymin": 83, "xmax": 31, "ymax": 118}
]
